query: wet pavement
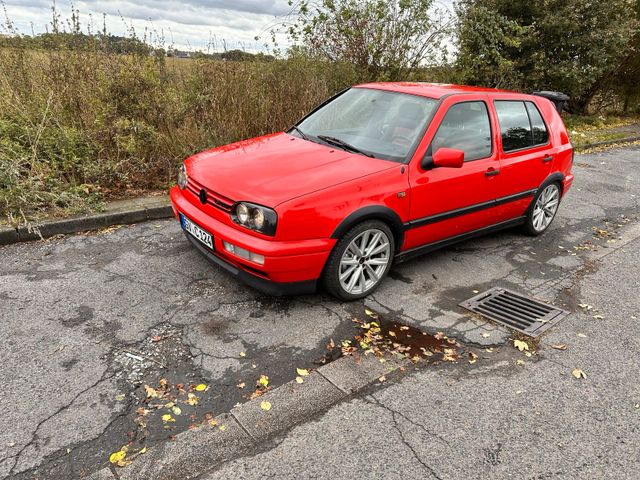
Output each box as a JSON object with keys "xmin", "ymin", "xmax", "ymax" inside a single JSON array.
[{"xmin": 1, "ymin": 145, "xmax": 639, "ymax": 479}]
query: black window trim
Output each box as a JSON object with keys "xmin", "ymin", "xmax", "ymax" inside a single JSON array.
[
  {"xmin": 493, "ymin": 99, "xmax": 551, "ymax": 154},
  {"xmin": 423, "ymin": 99, "xmax": 494, "ymax": 166}
]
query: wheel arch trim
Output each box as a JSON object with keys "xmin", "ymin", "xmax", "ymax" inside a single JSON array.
[{"xmin": 330, "ymin": 205, "xmax": 405, "ymax": 252}]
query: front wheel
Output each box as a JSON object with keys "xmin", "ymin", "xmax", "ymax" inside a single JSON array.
[
  {"xmin": 323, "ymin": 220, "xmax": 395, "ymax": 300},
  {"xmin": 523, "ymin": 183, "xmax": 561, "ymax": 236}
]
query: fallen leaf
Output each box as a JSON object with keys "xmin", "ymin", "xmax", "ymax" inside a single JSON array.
[
  {"xmin": 239, "ymin": 352, "xmax": 246, "ymax": 357},
  {"xmin": 115, "ymin": 394, "xmax": 125, "ymax": 402},
  {"xmin": 219, "ymin": 425, "xmax": 226, "ymax": 431},
  {"xmin": 481, "ymin": 333, "xmax": 490, "ymax": 338},
  {"xmin": 388, "ymin": 331, "xmax": 397, "ymax": 337},
  {"xmin": 257, "ymin": 375, "xmax": 269, "ymax": 388},
  {"xmin": 162, "ymin": 414, "xmax": 175, "ymax": 423},
  {"xmin": 378, "ymin": 375, "xmax": 386, "ymax": 383},
  {"xmin": 572, "ymin": 368, "xmax": 587, "ymax": 379},
  {"xmin": 171, "ymin": 406, "xmax": 182, "ymax": 416},
  {"xmin": 195, "ymin": 384, "xmax": 208, "ymax": 392},
  {"xmin": 513, "ymin": 339, "xmax": 529, "ymax": 351},
  {"xmin": 295, "ymin": 377, "xmax": 304, "ymax": 384},
  {"xmin": 468, "ymin": 352, "xmax": 478, "ymax": 364},
  {"xmin": 151, "ymin": 335, "xmax": 163, "ymax": 342},
  {"xmin": 364, "ymin": 308, "xmax": 378, "ymax": 319},
  {"xmin": 109, "ymin": 449, "xmax": 127, "ymax": 465},
  {"xmin": 551, "ymin": 344, "xmax": 567, "ymax": 350},
  {"xmin": 485, "ymin": 348, "xmax": 494, "ymax": 353},
  {"xmin": 327, "ymin": 338, "xmax": 335, "ymax": 350},
  {"xmin": 236, "ymin": 381, "xmax": 246, "ymax": 389},
  {"xmin": 516, "ymin": 359, "xmax": 525, "ymax": 366},
  {"xmin": 593, "ymin": 314, "xmax": 604, "ymax": 320},
  {"xmin": 186, "ymin": 393, "xmax": 199, "ymax": 406},
  {"xmin": 144, "ymin": 385, "xmax": 158, "ymax": 398},
  {"xmin": 577, "ymin": 333, "xmax": 587, "ymax": 338},
  {"xmin": 473, "ymin": 289, "xmax": 479, "ymax": 294},
  {"xmin": 260, "ymin": 400, "xmax": 272, "ymax": 411}
]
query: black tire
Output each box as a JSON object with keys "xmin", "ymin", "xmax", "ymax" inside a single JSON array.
[
  {"xmin": 522, "ymin": 182, "xmax": 561, "ymax": 236},
  {"xmin": 323, "ymin": 220, "xmax": 395, "ymax": 301}
]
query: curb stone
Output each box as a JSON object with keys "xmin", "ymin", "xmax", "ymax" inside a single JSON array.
[
  {"xmin": 99, "ymin": 353, "xmax": 407, "ymax": 480},
  {"xmin": 0, "ymin": 200, "xmax": 172, "ymax": 246},
  {"xmin": 576, "ymin": 135, "xmax": 640, "ymax": 151}
]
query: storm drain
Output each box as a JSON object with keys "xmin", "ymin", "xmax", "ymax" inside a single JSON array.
[{"xmin": 459, "ymin": 287, "xmax": 569, "ymax": 337}]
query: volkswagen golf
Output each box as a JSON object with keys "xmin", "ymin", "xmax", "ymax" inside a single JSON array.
[{"xmin": 169, "ymin": 83, "xmax": 574, "ymax": 300}]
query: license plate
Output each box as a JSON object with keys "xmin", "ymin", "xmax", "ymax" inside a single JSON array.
[{"xmin": 180, "ymin": 213, "xmax": 213, "ymax": 250}]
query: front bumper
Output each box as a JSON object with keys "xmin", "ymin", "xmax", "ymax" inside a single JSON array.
[{"xmin": 169, "ymin": 186, "xmax": 335, "ymax": 295}]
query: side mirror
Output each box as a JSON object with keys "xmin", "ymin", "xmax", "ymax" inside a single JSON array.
[{"xmin": 432, "ymin": 148, "xmax": 464, "ymax": 168}]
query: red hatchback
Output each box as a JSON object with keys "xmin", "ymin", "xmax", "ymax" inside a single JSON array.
[{"xmin": 170, "ymin": 83, "xmax": 573, "ymax": 299}]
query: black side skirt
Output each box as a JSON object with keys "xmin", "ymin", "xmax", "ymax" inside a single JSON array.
[{"xmin": 395, "ymin": 217, "xmax": 526, "ymax": 264}]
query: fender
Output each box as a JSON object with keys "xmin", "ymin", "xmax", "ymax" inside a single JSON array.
[{"xmin": 330, "ymin": 205, "xmax": 405, "ymax": 252}]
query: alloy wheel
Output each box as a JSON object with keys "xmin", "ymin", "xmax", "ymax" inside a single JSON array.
[
  {"xmin": 338, "ymin": 228, "xmax": 391, "ymax": 295},
  {"xmin": 532, "ymin": 184, "xmax": 560, "ymax": 232}
]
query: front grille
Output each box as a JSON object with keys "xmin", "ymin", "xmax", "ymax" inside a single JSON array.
[
  {"xmin": 459, "ymin": 287, "xmax": 569, "ymax": 337},
  {"xmin": 186, "ymin": 178, "xmax": 234, "ymax": 212}
]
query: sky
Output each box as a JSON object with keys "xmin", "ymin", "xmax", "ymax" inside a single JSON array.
[{"xmin": 1, "ymin": 0, "xmax": 295, "ymax": 52}]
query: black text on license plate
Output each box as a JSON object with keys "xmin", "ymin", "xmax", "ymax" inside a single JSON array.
[{"xmin": 180, "ymin": 214, "xmax": 213, "ymax": 249}]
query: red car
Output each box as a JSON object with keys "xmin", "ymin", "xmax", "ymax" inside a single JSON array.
[{"xmin": 170, "ymin": 83, "xmax": 573, "ymax": 300}]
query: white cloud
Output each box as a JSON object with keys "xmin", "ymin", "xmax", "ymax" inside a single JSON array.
[{"xmin": 1, "ymin": 0, "xmax": 293, "ymax": 52}]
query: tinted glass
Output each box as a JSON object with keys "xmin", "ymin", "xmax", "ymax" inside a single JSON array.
[
  {"xmin": 495, "ymin": 101, "xmax": 532, "ymax": 151},
  {"xmin": 297, "ymin": 88, "xmax": 438, "ymax": 163},
  {"xmin": 430, "ymin": 101, "xmax": 492, "ymax": 162},
  {"xmin": 526, "ymin": 101, "xmax": 549, "ymax": 145}
]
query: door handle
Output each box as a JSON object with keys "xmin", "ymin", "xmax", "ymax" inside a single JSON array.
[
  {"xmin": 542, "ymin": 155, "xmax": 553, "ymax": 163},
  {"xmin": 485, "ymin": 168, "xmax": 500, "ymax": 177}
]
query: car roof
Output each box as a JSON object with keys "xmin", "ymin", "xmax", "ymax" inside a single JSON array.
[{"xmin": 354, "ymin": 82, "xmax": 522, "ymax": 99}]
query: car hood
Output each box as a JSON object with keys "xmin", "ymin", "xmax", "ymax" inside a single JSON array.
[{"xmin": 186, "ymin": 132, "xmax": 397, "ymax": 207}]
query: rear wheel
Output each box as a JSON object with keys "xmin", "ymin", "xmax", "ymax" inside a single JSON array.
[
  {"xmin": 523, "ymin": 183, "xmax": 561, "ymax": 236},
  {"xmin": 323, "ymin": 220, "xmax": 395, "ymax": 300}
]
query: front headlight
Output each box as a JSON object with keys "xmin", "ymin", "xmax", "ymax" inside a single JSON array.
[
  {"xmin": 177, "ymin": 163, "xmax": 188, "ymax": 190},
  {"xmin": 231, "ymin": 202, "xmax": 277, "ymax": 236}
]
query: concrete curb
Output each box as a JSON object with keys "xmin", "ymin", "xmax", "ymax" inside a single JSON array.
[
  {"xmin": 0, "ymin": 200, "xmax": 173, "ymax": 246},
  {"xmin": 576, "ymin": 135, "xmax": 640, "ymax": 151},
  {"xmin": 88, "ymin": 353, "xmax": 410, "ymax": 480}
]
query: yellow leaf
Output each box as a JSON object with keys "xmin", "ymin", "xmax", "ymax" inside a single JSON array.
[
  {"xmin": 260, "ymin": 400, "xmax": 272, "ymax": 411},
  {"xmin": 186, "ymin": 393, "xmax": 199, "ymax": 406},
  {"xmin": 378, "ymin": 375, "xmax": 386, "ymax": 383},
  {"xmin": 109, "ymin": 449, "xmax": 127, "ymax": 464},
  {"xmin": 295, "ymin": 376, "xmax": 304, "ymax": 384},
  {"xmin": 516, "ymin": 359, "xmax": 525, "ymax": 366},
  {"xmin": 195, "ymin": 384, "xmax": 208, "ymax": 392},
  {"xmin": 572, "ymin": 368, "xmax": 587, "ymax": 379},
  {"xmin": 138, "ymin": 447, "xmax": 147, "ymax": 455},
  {"xmin": 388, "ymin": 331, "xmax": 397, "ymax": 337},
  {"xmin": 162, "ymin": 414, "xmax": 175, "ymax": 422},
  {"xmin": 257, "ymin": 375, "xmax": 269, "ymax": 387},
  {"xmin": 172, "ymin": 406, "xmax": 182, "ymax": 416},
  {"xmin": 239, "ymin": 351, "xmax": 246, "ymax": 357},
  {"xmin": 364, "ymin": 308, "xmax": 378, "ymax": 319},
  {"xmin": 513, "ymin": 339, "xmax": 529, "ymax": 351},
  {"xmin": 219, "ymin": 425, "xmax": 226, "ymax": 431}
]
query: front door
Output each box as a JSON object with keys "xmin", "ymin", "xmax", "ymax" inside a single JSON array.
[{"xmin": 404, "ymin": 96, "xmax": 501, "ymax": 251}]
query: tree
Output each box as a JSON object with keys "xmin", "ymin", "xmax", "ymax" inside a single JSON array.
[
  {"xmin": 285, "ymin": 0, "xmax": 454, "ymax": 80},
  {"xmin": 456, "ymin": 0, "xmax": 639, "ymax": 113}
]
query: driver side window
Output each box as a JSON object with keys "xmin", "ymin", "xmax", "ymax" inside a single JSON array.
[{"xmin": 430, "ymin": 101, "xmax": 492, "ymax": 162}]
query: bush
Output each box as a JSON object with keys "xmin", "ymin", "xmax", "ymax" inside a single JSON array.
[{"xmin": 0, "ymin": 42, "xmax": 362, "ymax": 221}]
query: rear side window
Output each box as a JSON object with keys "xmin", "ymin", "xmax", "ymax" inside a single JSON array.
[
  {"xmin": 430, "ymin": 101, "xmax": 492, "ymax": 162},
  {"xmin": 495, "ymin": 100, "xmax": 549, "ymax": 152},
  {"xmin": 525, "ymin": 102, "xmax": 549, "ymax": 145}
]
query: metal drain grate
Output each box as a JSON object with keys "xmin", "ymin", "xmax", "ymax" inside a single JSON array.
[{"xmin": 459, "ymin": 287, "xmax": 569, "ymax": 337}]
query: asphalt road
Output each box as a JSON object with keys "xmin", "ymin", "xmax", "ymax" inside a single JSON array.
[{"xmin": 1, "ymin": 145, "xmax": 639, "ymax": 479}]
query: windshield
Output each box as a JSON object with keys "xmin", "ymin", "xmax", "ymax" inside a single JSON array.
[{"xmin": 295, "ymin": 88, "xmax": 438, "ymax": 163}]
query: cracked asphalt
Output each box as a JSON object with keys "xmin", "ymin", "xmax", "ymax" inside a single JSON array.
[{"xmin": 1, "ymin": 145, "xmax": 639, "ymax": 479}]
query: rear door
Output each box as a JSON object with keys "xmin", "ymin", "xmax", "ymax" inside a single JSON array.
[
  {"xmin": 490, "ymin": 97, "xmax": 554, "ymax": 221},
  {"xmin": 404, "ymin": 95, "xmax": 502, "ymax": 251}
]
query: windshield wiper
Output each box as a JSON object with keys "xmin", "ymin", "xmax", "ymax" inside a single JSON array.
[
  {"xmin": 317, "ymin": 135, "xmax": 374, "ymax": 158},
  {"xmin": 290, "ymin": 125, "xmax": 310, "ymax": 141}
]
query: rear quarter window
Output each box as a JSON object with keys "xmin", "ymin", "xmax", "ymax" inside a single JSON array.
[{"xmin": 494, "ymin": 100, "xmax": 549, "ymax": 152}]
